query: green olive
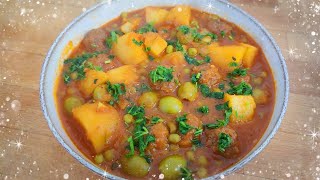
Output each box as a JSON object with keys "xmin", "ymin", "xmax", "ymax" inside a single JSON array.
[
  {"xmin": 94, "ymin": 154, "xmax": 104, "ymax": 164},
  {"xmin": 103, "ymin": 149, "xmax": 115, "ymax": 161},
  {"xmin": 159, "ymin": 155, "xmax": 187, "ymax": 179},
  {"xmin": 166, "ymin": 45, "xmax": 174, "ymax": 54},
  {"xmin": 124, "ymin": 114, "xmax": 134, "ymax": 124},
  {"xmin": 197, "ymin": 167, "xmax": 207, "ymax": 178},
  {"xmin": 176, "ymin": 31, "xmax": 194, "ymax": 44},
  {"xmin": 178, "ymin": 82, "xmax": 198, "ymax": 101},
  {"xmin": 188, "ymin": 48, "xmax": 198, "ymax": 57},
  {"xmin": 120, "ymin": 155, "xmax": 150, "ymax": 177},
  {"xmin": 64, "ymin": 96, "xmax": 83, "ymax": 114},
  {"xmin": 93, "ymin": 84, "xmax": 110, "ymax": 101},
  {"xmin": 159, "ymin": 96, "xmax": 183, "ymax": 114},
  {"xmin": 253, "ymin": 89, "xmax": 268, "ymax": 104},
  {"xmin": 138, "ymin": 92, "xmax": 159, "ymax": 108},
  {"xmin": 168, "ymin": 134, "xmax": 181, "ymax": 144}
]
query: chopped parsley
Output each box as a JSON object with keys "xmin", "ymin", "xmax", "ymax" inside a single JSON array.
[
  {"xmin": 206, "ymin": 32, "xmax": 218, "ymax": 41},
  {"xmin": 218, "ymin": 132, "xmax": 232, "ymax": 152},
  {"xmin": 197, "ymin": 106, "xmax": 209, "ymax": 114},
  {"xmin": 125, "ymin": 105, "xmax": 156, "ymax": 157},
  {"xmin": 227, "ymin": 68, "xmax": 248, "ymax": 78},
  {"xmin": 137, "ymin": 23, "xmax": 157, "ymax": 34},
  {"xmin": 167, "ymin": 40, "xmax": 184, "ymax": 52},
  {"xmin": 149, "ymin": 66, "xmax": 174, "ymax": 83},
  {"xmin": 218, "ymin": 83, "xmax": 225, "ymax": 90},
  {"xmin": 106, "ymin": 82, "xmax": 126, "ymax": 105},
  {"xmin": 199, "ymin": 84, "xmax": 224, "ymax": 99},
  {"xmin": 63, "ymin": 51, "xmax": 104, "ymax": 83},
  {"xmin": 148, "ymin": 55, "xmax": 155, "ymax": 61},
  {"xmin": 176, "ymin": 114, "xmax": 192, "ymax": 135},
  {"xmin": 220, "ymin": 30, "xmax": 226, "ymax": 38},
  {"xmin": 132, "ymin": 38, "xmax": 143, "ymax": 46},
  {"xmin": 145, "ymin": 47, "xmax": 151, "ymax": 52},
  {"xmin": 192, "ymin": 127, "xmax": 203, "ymax": 148},
  {"xmin": 180, "ymin": 167, "xmax": 193, "ymax": 180},
  {"xmin": 106, "ymin": 31, "xmax": 118, "ymax": 49},
  {"xmin": 229, "ymin": 61, "xmax": 238, "ymax": 67},
  {"xmin": 227, "ymin": 81, "xmax": 252, "ymax": 95},
  {"xmin": 151, "ymin": 117, "xmax": 162, "ymax": 124},
  {"xmin": 205, "ymin": 103, "xmax": 232, "ymax": 129},
  {"xmin": 184, "ymin": 54, "xmax": 211, "ymax": 66},
  {"xmin": 136, "ymin": 84, "xmax": 151, "ymax": 93},
  {"xmin": 191, "ymin": 73, "xmax": 202, "ymax": 84},
  {"xmin": 108, "ymin": 54, "xmax": 115, "ymax": 59}
]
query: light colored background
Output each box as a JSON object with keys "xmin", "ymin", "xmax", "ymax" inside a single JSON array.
[{"xmin": 0, "ymin": 0, "xmax": 319, "ymax": 179}]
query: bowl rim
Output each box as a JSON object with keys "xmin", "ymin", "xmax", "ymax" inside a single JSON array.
[{"xmin": 39, "ymin": 0, "xmax": 289, "ymax": 179}]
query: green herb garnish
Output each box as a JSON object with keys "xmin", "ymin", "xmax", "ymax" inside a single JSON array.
[
  {"xmin": 106, "ymin": 31, "xmax": 118, "ymax": 49},
  {"xmin": 197, "ymin": 106, "xmax": 209, "ymax": 114},
  {"xmin": 180, "ymin": 167, "xmax": 193, "ymax": 180},
  {"xmin": 136, "ymin": 84, "xmax": 151, "ymax": 93},
  {"xmin": 106, "ymin": 82, "xmax": 126, "ymax": 105},
  {"xmin": 227, "ymin": 81, "xmax": 252, "ymax": 95},
  {"xmin": 137, "ymin": 23, "xmax": 157, "ymax": 34},
  {"xmin": 191, "ymin": 72, "xmax": 202, "ymax": 84},
  {"xmin": 132, "ymin": 38, "xmax": 143, "ymax": 46},
  {"xmin": 176, "ymin": 114, "xmax": 192, "ymax": 135},
  {"xmin": 149, "ymin": 66, "xmax": 174, "ymax": 83},
  {"xmin": 199, "ymin": 84, "xmax": 224, "ymax": 99},
  {"xmin": 151, "ymin": 117, "xmax": 162, "ymax": 124},
  {"xmin": 218, "ymin": 132, "xmax": 232, "ymax": 152}
]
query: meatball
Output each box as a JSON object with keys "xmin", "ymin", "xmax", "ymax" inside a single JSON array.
[
  {"xmin": 89, "ymin": 54, "xmax": 117, "ymax": 71},
  {"xmin": 192, "ymin": 64, "xmax": 222, "ymax": 88},
  {"xmin": 207, "ymin": 19, "xmax": 233, "ymax": 35},
  {"xmin": 205, "ymin": 126, "xmax": 240, "ymax": 158},
  {"xmin": 82, "ymin": 28, "xmax": 107, "ymax": 52},
  {"xmin": 150, "ymin": 69, "xmax": 179, "ymax": 94},
  {"xmin": 179, "ymin": 114, "xmax": 202, "ymax": 147},
  {"xmin": 149, "ymin": 123, "xmax": 169, "ymax": 150}
]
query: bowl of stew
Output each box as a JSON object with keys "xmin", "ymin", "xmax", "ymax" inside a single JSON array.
[{"xmin": 40, "ymin": 0, "xmax": 289, "ymax": 179}]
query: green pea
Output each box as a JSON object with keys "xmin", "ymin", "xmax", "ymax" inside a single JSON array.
[
  {"xmin": 159, "ymin": 96, "xmax": 183, "ymax": 114},
  {"xmin": 197, "ymin": 167, "xmax": 207, "ymax": 178},
  {"xmin": 198, "ymin": 155, "xmax": 208, "ymax": 167},
  {"xmin": 167, "ymin": 122, "xmax": 177, "ymax": 133},
  {"xmin": 120, "ymin": 155, "xmax": 150, "ymax": 177},
  {"xmin": 201, "ymin": 36, "xmax": 212, "ymax": 44},
  {"xmin": 94, "ymin": 154, "xmax": 104, "ymax": 164},
  {"xmin": 168, "ymin": 134, "xmax": 181, "ymax": 144},
  {"xmin": 166, "ymin": 45, "xmax": 174, "ymax": 54},
  {"xmin": 188, "ymin": 48, "xmax": 198, "ymax": 57},
  {"xmin": 64, "ymin": 96, "xmax": 83, "ymax": 114},
  {"xmin": 186, "ymin": 151, "xmax": 195, "ymax": 161},
  {"xmin": 253, "ymin": 89, "xmax": 268, "ymax": 104},
  {"xmin": 253, "ymin": 77, "xmax": 263, "ymax": 85},
  {"xmin": 124, "ymin": 114, "xmax": 134, "ymax": 124},
  {"xmin": 70, "ymin": 72, "xmax": 78, "ymax": 80},
  {"xmin": 93, "ymin": 84, "xmax": 110, "ymax": 102},
  {"xmin": 159, "ymin": 155, "xmax": 187, "ymax": 179},
  {"xmin": 178, "ymin": 82, "xmax": 198, "ymax": 101}
]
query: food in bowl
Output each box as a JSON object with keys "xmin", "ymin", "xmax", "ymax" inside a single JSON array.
[{"xmin": 55, "ymin": 5, "xmax": 275, "ymax": 179}]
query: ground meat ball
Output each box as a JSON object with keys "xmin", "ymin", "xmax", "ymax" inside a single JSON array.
[
  {"xmin": 179, "ymin": 114, "xmax": 202, "ymax": 147},
  {"xmin": 82, "ymin": 28, "xmax": 107, "ymax": 52},
  {"xmin": 205, "ymin": 126, "xmax": 240, "ymax": 158},
  {"xmin": 150, "ymin": 69, "xmax": 179, "ymax": 94},
  {"xmin": 89, "ymin": 54, "xmax": 117, "ymax": 71},
  {"xmin": 192, "ymin": 64, "xmax": 222, "ymax": 88},
  {"xmin": 232, "ymin": 74, "xmax": 251, "ymax": 84},
  {"xmin": 149, "ymin": 123, "xmax": 169, "ymax": 150},
  {"xmin": 207, "ymin": 19, "xmax": 233, "ymax": 34}
]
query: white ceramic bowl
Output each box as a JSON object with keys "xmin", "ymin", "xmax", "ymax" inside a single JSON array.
[{"xmin": 40, "ymin": 0, "xmax": 289, "ymax": 179}]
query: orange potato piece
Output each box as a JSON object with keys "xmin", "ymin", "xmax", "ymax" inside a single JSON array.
[
  {"xmin": 160, "ymin": 51, "xmax": 187, "ymax": 66},
  {"xmin": 72, "ymin": 102, "xmax": 121, "ymax": 153},
  {"xmin": 106, "ymin": 65, "xmax": 139, "ymax": 85},
  {"xmin": 208, "ymin": 45, "xmax": 248, "ymax": 71},
  {"xmin": 240, "ymin": 43, "xmax": 258, "ymax": 68},
  {"xmin": 79, "ymin": 70, "xmax": 108, "ymax": 97},
  {"xmin": 144, "ymin": 32, "xmax": 167, "ymax": 57},
  {"xmin": 166, "ymin": 5, "xmax": 191, "ymax": 26},
  {"xmin": 224, "ymin": 94, "xmax": 256, "ymax": 123},
  {"xmin": 146, "ymin": 7, "xmax": 169, "ymax": 25},
  {"xmin": 113, "ymin": 32, "xmax": 148, "ymax": 65}
]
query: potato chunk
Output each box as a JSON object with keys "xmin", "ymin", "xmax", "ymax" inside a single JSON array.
[
  {"xmin": 160, "ymin": 51, "xmax": 187, "ymax": 66},
  {"xmin": 241, "ymin": 43, "xmax": 258, "ymax": 68},
  {"xmin": 224, "ymin": 94, "xmax": 256, "ymax": 123},
  {"xmin": 72, "ymin": 102, "xmax": 121, "ymax": 153},
  {"xmin": 208, "ymin": 45, "xmax": 247, "ymax": 71},
  {"xmin": 113, "ymin": 32, "xmax": 148, "ymax": 65},
  {"xmin": 144, "ymin": 32, "xmax": 167, "ymax": 57},
  {"xmin": 106, "ymin": 65, "xmax": 138, "ymax": 85},
  {"xmin": 146, "ymin": 7, "xmax": 169, "ymax": 25},
  {"xmin": 166, "ymin": 5, "xmax": 191, "ymax": 26},
  {"xmin": 79, "ymin": 70, "xmax": 108, "ymax": 97}
]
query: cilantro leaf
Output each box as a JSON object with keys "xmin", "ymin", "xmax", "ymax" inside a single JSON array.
[
  {"xmin": 137, "ymin": 23, "xmax": 157, "ymax": 34},
  {"xmin": 227, "ymin": 81, "xmax": 252, "ymax": 95},
  {"xmin": 191, "ymin": 72, "xmax": 202, "ymax": 84},
  {"xmin": 197, "ymin": 106, "xmax": 209, "ymax": 114},
  {"xmin": 180, "ymin": 167, "xmax": 193, "ymax": 180},
  {"xmin": 218, "ymin": 132, "xmax": 232, "ymax": 152},
  {"xmin": 151, "ymin": 117, "xmax": 162, "ymax": 124},
  {"xmin": 106, "ymin": 82, "xmax": 126, "ymax": 105},
  {"xmin": 176, "ymin": 114, "xmax": 193, "ymax": 135},
  {"xmin": 149, "ymin": 66, "xmax": 174, "ymax": 83},
  {"xmin": 199, "ymin": 84, "xmax": 224, "ymax": 99},
  {"xmin": 106, "ymin": 31, "xmax": 118, "ymax": 49},
  {"xmin": 132, "ymin": 38, "xmax": 143, "ymax": 46}
]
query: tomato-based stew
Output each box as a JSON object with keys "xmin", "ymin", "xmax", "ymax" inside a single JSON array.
[{"xmin": 55, "ymin": 5, "xmax": 275, "ymax": 179}]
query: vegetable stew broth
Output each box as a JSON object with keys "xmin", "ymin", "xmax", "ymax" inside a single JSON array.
[{"xmin": 56, "ymin": 6, "xmax": 275, "ymax": 179}]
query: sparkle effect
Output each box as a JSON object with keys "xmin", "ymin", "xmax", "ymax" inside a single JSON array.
[
  {"xmin": 307, "ymin": 128, "xmax": 320, "ymax": 150},
  {"xmin": 11, "ymin": 138, "xmax": 24, "ymax": 151}
]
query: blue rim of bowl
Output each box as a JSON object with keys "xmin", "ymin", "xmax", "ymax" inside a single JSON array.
[{"xmin": 39, "ymin": 0, "xmax": 289, "ymax": 179}]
